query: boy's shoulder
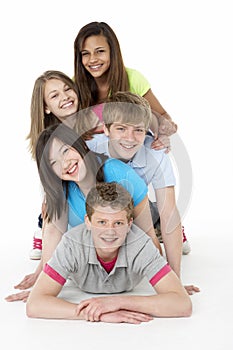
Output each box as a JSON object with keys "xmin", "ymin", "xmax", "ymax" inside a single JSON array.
[
  {"xmin": 86, "ymin": 134, "xmax": 108, "ymax": 154},
  {"xmin": 63, "ymin": 223, "xmax": 90, "ymax": 246},
  {"xmin": 133, "ymin": 136, "xmax": 168, "ymax": 165}
]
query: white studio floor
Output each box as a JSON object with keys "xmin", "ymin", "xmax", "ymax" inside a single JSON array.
[{"xmin": 1, "ymin": 218, "xmax": 233, "ymax": 350}]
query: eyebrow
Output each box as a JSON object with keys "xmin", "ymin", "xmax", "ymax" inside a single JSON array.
[
  {"xmin": 47, "ymin": 83, "xmax": 68, "ymax": 97},
  {"xmin": 81, "ymin": 46, "xmax": 106, "ymax": 52},
  {"xmin": 113, "ymin": 122, "xmax": 145, "ymax": 128}
]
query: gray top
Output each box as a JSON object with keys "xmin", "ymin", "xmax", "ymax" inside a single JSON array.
[{"xmin": 45, "ymin": 223, "xmax": 170, "ymax": 294}]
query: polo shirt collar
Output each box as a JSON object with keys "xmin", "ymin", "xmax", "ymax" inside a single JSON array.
[{"xmin": 88, "ymin": 235, "xmax": 128, "ymax": 268}]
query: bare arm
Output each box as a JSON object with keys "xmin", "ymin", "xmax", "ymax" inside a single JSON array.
[
  {"xmin": 26, "ymin": 269, "xmax": 191, "ymax": 322},
  {"xmin": 76, "ymin": 270, "xmax": 192, "ymax": 321},
  {"xmin": 26, "ymin": 272, "xmax": 153, "ymax": 323},
  {"xmin": 133, "ymin": 195, "xmax": 162, "ymax": 254},
  {"xmin": 155, "ymin": 187, "xmax": 182, "ymax": 277},
  {"xmin": 5, "ymin": 211, "xmax": 68, "ymax": 302},
  {"xmin": 143, "ymin": 89, "xmax": 177, "ymax": 136}
]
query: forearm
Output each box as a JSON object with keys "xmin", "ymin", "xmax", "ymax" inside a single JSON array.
[
  {"xmin": 111, "ymin": 291, "xmax": 191, "ymax": 318},
  {"xmin": 33, "ymin": 260, "xmax": 43, "ymax": 279},
  {"xmin": 134, "ymin": 197, "xmax": 162, "ymax": 254},
  {"xmin": 161, "ymin": 221, "xmax": 182, "ymax": 277},
  {"xmin": 26, "ymin": 294, "xmax": 82, "ymax": 320}
]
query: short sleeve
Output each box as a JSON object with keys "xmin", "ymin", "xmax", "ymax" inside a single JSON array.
[{"xmin": 126, "ymin": 67, "xmax": 151, "ymax": 96}]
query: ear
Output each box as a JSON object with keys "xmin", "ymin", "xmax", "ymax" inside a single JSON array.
[
  {"xmin": 84, "ymin": 214, "xmax": 91, "ymax": 229},
  {"xmin": 128, "ymin": 217, "xmax": 133, "ymax": 229},
  {"xmin": 103, "ymin": 124, "xmax": 110, "ymax": 136},
  {"xmin": 44, "ymin": 106, "xmax": 51, "ymax": 115}
]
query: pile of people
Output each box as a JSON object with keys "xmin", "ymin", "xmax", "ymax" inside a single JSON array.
[{"xmin": 5, "ymin": 22, "xmax": 199, "ymax": 323}]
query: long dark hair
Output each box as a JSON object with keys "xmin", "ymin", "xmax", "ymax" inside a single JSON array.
[
  {"xmin": 35, "ymin": 123, "xmax": 107, "ymax": 222},
  {"xmin": 74, "ymin": 21, "xmax": 129, "ymax": 108}
]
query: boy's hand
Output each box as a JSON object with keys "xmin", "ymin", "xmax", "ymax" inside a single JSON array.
[
  {"xmin": 76, "ymin": 296, "xmax": 121, "ymax": 321},
  {"xmin": 100, "ymin": 310, "xmax": 153, "ymax": 324},
  {"xmin": 151, "ymin": 135, "xmax": 171, "ymax": 153}
]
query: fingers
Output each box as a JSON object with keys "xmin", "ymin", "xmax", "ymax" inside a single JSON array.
[
  {"xmin": 184, "ymin": 285, "xmax": 200, "ymax": 295},
  {"xmin": 100, "ymin": 311, "xmax": 153, "ymax": 324},
  {"xmin": 14, "ymin": 274, "xmax": 36, "ymax": 290},
  {"xmin": 151, "ymin": 135, "xmax": 171, "ymax": 152},
  {"xmin": 5, "ymin": 290, "xmax": 30, "ymax": 302}
]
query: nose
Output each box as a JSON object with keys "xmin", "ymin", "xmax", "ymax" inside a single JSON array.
[
  {"xmin": 104, "ymin": 225, "xmax": 116, "ymax": 233},
  {"xmin": 62, "ymin": 153, "xmax": 72, "ymax": 172},
  {"xmin": 124, "ymin": 129, "xmax": 135, "ymax": 141},
  {"xmin": 61, "ymin": 91, "xmax": 69, "ymax": 101},
  {"xmin": 89, "ymin": 52, "xmax": 98, "ymax": 62}
]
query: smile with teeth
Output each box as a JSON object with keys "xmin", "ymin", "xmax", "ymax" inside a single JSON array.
[
  {"xmin": 89, "ymin": 64, "xmax": 102, "ymax": 70},
  {"xmin": 66, "ymin": 162, "xmax": 78, "ymax": 175},
  {"xmin": 101, "ymin": 237, "xmax": 118, "ymax": 243},
  {"xmin": 120, "ymin": 143, "xmax": 136, "ymax": 150},
  {"xmin": 61, "ymin": 101, "xmax": 73, "ymax": 109}
]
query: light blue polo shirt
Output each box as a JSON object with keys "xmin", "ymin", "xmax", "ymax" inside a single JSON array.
[{"xmin": 86, "ymin": 134, "xmax": 176, "ymax": 191}]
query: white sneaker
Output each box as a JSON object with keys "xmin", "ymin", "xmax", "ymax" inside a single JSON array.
[
  {"xmin": 29, "ymin": 229, "xmax": 42, "ymax": 260},
  {"xmin": 182, "ymin": 226, "xmax": 191, "ymax": 255}
]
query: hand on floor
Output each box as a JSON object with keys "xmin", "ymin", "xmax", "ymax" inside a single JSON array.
[
  {"xmin": 14, "ymin": 272, "xmax": 37, "ymax": 290},
  {"xmin": 5, "ymin": 290, "xmax": 30, "ymax": 303},
  {"xmin": 184, "ymin": 285, "xmax": 200, "ymax": 295}
]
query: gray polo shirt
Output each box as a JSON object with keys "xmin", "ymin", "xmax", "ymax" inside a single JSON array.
[
  {"xmin": 86, "ymin": 134, "xmax": 176, "ymax": 190},
  {"xmin": 44, "ymin": 223, "xmax": 170, "ymax": 294}
]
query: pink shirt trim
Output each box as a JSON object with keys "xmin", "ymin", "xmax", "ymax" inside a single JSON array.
[
  {"xmin": 149, "ymin": 264, "xmax": 171, "ymax": 286},
  {"xmin": 43, "ymin": 263, "xmax": 66, "ymax": 285},
  {"xmin": 97, "ymin": 255, "xmax": 117, "ymax": 273},
  {"xmin": 92, "ymin": 104, "xmax": 104, "ymax": 121}
]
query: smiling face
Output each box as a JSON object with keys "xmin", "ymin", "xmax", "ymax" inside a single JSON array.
[
  {"xmin": 81, "ymin": 35, "xmax": 111, "ymax": 79},
  {"xmin": 104, "ymin": 122, "xmax": 146, "ymax": 160},
  {"xmin": 85, "ymin": 205, "xmax": 132, "ymax": 260},
  {"xmin": 49, "ymin": 137, "xmax": 87, "ymax": 182},
  {"xmin": 44, "ymin": 78, "xmax": 78, "ymax": 122}
]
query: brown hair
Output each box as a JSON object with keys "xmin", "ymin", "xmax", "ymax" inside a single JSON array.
[
  {"xmin": 27, "ymin": 70, "xmax": 79, "ymax": 159},
  {"xmin": 74, "ymin": 22, "xmax": 129, "ymax": 108},
  {"xmin": 86, "ymin": 182, "xmax": 134, "ymax": 222}
]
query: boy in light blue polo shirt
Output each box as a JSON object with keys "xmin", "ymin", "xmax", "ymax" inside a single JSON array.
[
  {"xmin": 26, "ymin": 182, "xmax": 192, "ymax": 322},
  {"xmin": 86, "ymin": 92, "xmax": 198, "ymax": 295}
]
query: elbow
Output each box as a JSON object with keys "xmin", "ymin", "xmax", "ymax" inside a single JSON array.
[
  {"xmin": 181, "ymin": 298, "xmax": 192, "ymax": 318},
  {"xmin": 26, "ymin": 301, "xmax": 38, "ymax": 318}
]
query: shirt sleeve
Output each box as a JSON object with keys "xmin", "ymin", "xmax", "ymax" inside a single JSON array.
[
  {"xmin": 43, "ymin": 235, "xmax": 76, "ymax": 284},
  {"xmin": 126, "ymin": 67, "xmax": 151, "ymax": 96},
  {"xmin": 104, "ymin": 158, "xmax": 148, "ymax": 206},
  {"xmin": 131, "ymin": 236, "xmax": 170, "ymax": 284}
]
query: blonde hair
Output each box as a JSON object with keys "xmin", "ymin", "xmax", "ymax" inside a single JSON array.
[
  {"xmin": 103, "ymin": 91, "xmax": 152, "ymax": 130},
  {"xmin": 27, "ymin": 70, "xmax": 79, "ymax": 159}
]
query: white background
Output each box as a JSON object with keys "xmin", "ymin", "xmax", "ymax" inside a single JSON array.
[{"xmin": 1, "ymin": 0, "xmax": 233, "ymax": 349}]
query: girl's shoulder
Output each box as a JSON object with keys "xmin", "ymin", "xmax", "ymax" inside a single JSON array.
[{"xmin": 126, "ymin": 67, "xmax": 151, "ymax": 96}]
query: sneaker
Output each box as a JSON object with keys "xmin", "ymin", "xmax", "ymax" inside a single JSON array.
[
  {"xmin": 182, "ymin": 226, "xmax": 191, "ymax": 255},
  {"xmin": 29, "ymin": 229, "xmax": 42, "ymax": 260},
  {"xmin": 154, "ymin": 225, "xmax": 163, "ymax": 243},
  {"xmin": 155, "ymin": 223, "xmax": 191, "ymax": 255}
]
